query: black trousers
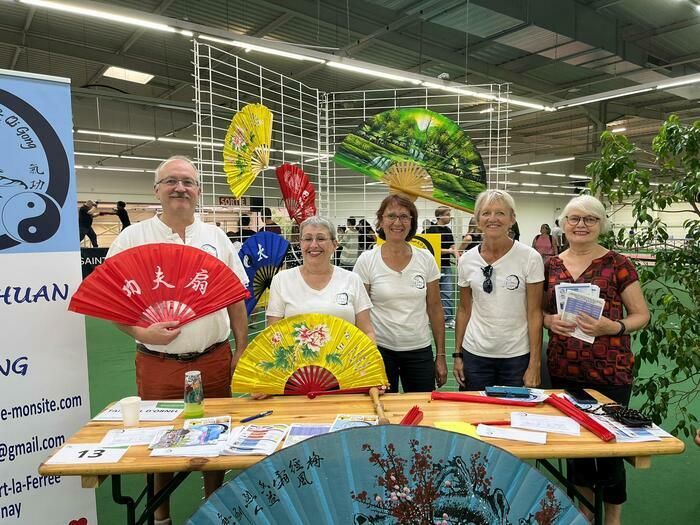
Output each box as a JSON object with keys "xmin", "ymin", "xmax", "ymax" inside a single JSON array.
[
  {"xmin": 378, "ymin": 345, "xmax": 435, "ymax": 393},
  {"xmin": 79, "ymin": 227, "xmax": 98, "ymax": 247},
  {"xmin": 551, "ymin": 378, "xmax": 632, "ymax": 505}
]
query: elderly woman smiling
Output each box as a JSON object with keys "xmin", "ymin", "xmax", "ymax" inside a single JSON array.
[
  {"xmin": 266, "ymin": 216, "xmax": 375, "ymax": 340},
  {"xmin": 543, "ymin": 195, "xmax": 650, "ymax": 525}
]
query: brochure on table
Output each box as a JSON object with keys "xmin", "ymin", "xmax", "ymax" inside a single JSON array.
[{"xmin": 94, "ymin": 401, "xmax": 185, "ymax": 421}]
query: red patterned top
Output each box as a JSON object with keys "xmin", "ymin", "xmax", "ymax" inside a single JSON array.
[{"xmin": 544, "ymin": 251, "xmax": 639, "ymax": 385}]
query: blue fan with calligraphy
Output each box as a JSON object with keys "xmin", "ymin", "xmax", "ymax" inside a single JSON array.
[
  {"xmin": 187, "ymin": 425, "xmax": 587, "ymax": 525},
  {"xmin": 68, "ymin": 243, "xmax": 249, "ymax": 327},
  {"xmin": 238, "ymin": 231, "xmax": 289, "ymax": 315}
]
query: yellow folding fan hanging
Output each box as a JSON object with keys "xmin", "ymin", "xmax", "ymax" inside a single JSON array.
[
  {"xmin": 382, "ymin": 161, "xmax": 434, "ymax": 202},
  {"xmin": 232, "ymin": 313, "xmax": 388, "ymax": 395},
  {"xmin": 223, "ymin": 103, "xmax": 273, "ymax": 197}
]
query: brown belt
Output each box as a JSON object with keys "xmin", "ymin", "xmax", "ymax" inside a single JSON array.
[{"xmin": 136, "ymin": 340, "xmax": 227, "ymax": 362}]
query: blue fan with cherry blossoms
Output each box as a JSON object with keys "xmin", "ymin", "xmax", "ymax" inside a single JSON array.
[{"xmin": 187, "ymin": 425, "xmax": 587, "ymax": 525}]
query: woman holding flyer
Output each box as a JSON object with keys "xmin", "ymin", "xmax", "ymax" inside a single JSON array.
[{"xmin": 543, "ymin": 195, "xmax": 650, "ymax": 525}]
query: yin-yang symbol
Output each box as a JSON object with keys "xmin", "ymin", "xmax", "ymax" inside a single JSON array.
[{"xmin": 1, "ymin": 191, "xmax": 60, "ymax": 243}]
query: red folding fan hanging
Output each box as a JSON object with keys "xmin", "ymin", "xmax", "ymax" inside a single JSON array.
[
  {"xmin": 275, "ymin": 163, "xmax": 317, "ymax": 224},
  {"xmin": 69, "ymin": 243, "xmax": 249, "ymax": 327}
]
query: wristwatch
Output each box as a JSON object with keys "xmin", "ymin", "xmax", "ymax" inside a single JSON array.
[
  {"xmin": 452, "ymin": 352, "xmax": 463, "ymax": 359},
  {"xmin": 615, "ymin": 320, "xmax": 626, "ymax": 336}
]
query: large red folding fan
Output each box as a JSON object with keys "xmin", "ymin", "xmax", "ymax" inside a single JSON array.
[
  {"xmin": 275, "ymin": 163, "xmax": 317, "ymax": 224},
  {"xmin": 69, "ymin": 244, "xmax": 249, "ymax": 327}
]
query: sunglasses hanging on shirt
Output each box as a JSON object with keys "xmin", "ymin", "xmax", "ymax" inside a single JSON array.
[{"xmin": 482, "ymin": 265, "xmax": 493, "ymax": 293}]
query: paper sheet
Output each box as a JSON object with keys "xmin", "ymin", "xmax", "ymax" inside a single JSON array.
[
  {"xmin": 93, "ymin": 401, "xmax": 185, "ymax": 421},
  {"xmin": 329, "ymin": 415, "xmax": 379, "ymax": 432},
  {"xmin": 476, "ymin": 424, "xmax": 547, "ymax": 444},
  {"xmin": 510, "ymin": 412, "xmax": 580, "ymax": 436},
  {"xmin": 221, "ymin": 424, "xmax": 289, "ymax": 456},
  {"xmin": 282, "ymin": 424, "xmax": 332, "ymax": 448},
  {"xmin": 100, "ymin": 426, "xmax": 173, "ymax": 446},
  {"xmin": 434, "ymin": 422, "xmax": 479, "ymax": 438},
  {"xmin": 46, "ymin": 444, "xmax": 130, "ymax": 464},
  {"xmin": 555, "ymin": 283, "xmax": 600, "ymax": 314}
]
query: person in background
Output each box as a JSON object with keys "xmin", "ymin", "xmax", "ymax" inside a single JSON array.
[
  {"xmin": 424, "ymin": 206, "xmax": 458, "ymax": 329},
  {"xmin": 552, "ymin": 219, "xmax": 564, "ymax": 252},
  {"xmin": 454, "ymin": 189, "xmax": 544, "ymax": 391},
  {"xmin": 354, "ymin": 194, "xmax": 447, "ymax": 392},
  {"xmin": 261, "ymin": 207, "xmax": 282, "ymax": 234},
  {"xmin": 114, "ymin": 201, "xmax": 131, "ymax": 230},
  {"xmin": 238, "ymin": 214, "xmax": 257, "ymax": 243},
  {"xmin": 107, "ymin": 155, "xmax": 250, "ymax": 525},
  {"xmin": 78, "ymin": 199, "xmax": 100, "ymax": 247},
  {"xmin": 543, "ymin": 195, "xmax": 650, "ymax": 525},
  {"xmin": 266, "ymin": 216, "xmax": 375, "ymax": 340},
  {"xmin": 509, "ymin": 220, "xmax": 521, "ymax": 241},
  {"xmin": 532, "ymin": 223, "xmax": 558, "ymax": 261},
  {"xmin": 357, "ymin": 218, "xmax": 376, "ymax": 252},
  {"xmin": 458, "ymin": 217, "xmax": 481, "ymax": 252},
  {"xmin": 338, "ymin": 217, "xmax": 360, "ymax": 270}
]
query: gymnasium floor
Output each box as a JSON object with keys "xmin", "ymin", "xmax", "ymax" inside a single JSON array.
[{"xmin": 84, "ymin": 318, "xmax": 698, "ymax": 524}]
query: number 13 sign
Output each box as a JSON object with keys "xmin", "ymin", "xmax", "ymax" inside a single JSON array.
[{"xmin": 45, "ymin": 444, "xmax": 129, "ymax": 465}]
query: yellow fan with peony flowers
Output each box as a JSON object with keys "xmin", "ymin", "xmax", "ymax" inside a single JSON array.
[
  {"xmin": 223, "ymin": 103, "xmax": 273, "ymax": 197},
  {"xmin": 232, "ymin": 313, "xmax": 388, "ymax": 395}
]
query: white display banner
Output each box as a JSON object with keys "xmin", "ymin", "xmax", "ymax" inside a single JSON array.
[{"xmin": 0, "ymin": 70, "xmax": 96, "ymax": 523}]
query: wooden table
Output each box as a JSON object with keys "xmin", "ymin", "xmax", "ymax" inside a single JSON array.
[{"xmin": 39, "ymin": 392, "xmax": 685, "ymax": 525}]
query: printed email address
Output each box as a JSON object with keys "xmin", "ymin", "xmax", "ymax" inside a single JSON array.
[
  {"xmin": 0, "ymin": 395, "xmax": 82, "ymax": 421},
  {"xmin": 0, "ymin": 434, "xmax": 65, "ymax": 462}
]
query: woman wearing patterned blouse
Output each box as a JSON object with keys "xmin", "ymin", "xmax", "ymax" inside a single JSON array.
[{"xmin": 543, "ymin": 195, "xmax": 650, "ymax": 525}]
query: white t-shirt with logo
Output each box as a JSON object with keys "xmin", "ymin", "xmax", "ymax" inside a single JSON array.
[
  {"xmin": 354, "ymin": 245, "xmax": 440, "ymax": 351},
  {"xmin": 266, "ymin": 266, "xmax": 372, "ymax": 324},
  {"xmin": 107, "ymin": 215, "xmax": 249, "ymax": 355},
  {"xmin": 457, "ymin": 240, "xmax": 544, "ymax": 358}
]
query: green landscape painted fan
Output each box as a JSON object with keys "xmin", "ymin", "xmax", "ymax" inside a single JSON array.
[{"xmin": 334, "ymin": 107, "xmax": 487, "ymax": 212}]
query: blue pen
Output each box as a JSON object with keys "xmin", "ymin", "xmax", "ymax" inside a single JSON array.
[{"xmin": 240, "ymin": 410, "xmax": 273, "ymax": 423}]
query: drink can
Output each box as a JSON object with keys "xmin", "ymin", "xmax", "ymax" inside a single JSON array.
[{"xmin": 184, "ymin": 370, "xmax": 204, "ymax": 418}]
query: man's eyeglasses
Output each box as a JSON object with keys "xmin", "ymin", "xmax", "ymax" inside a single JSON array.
[
  {"xmin": 482, "ymin": 265, "xmax": 493, "ymax": 294},
  {"xmin": 155, "ymin": 177, "xmax": 200, "ymax": 188},
  {"xmin": 300, "ymin": 236, "xmax": 331, "ymax": 243},
  {"xmin": 384, "ymin": 213, "xmax": 412, "ymax": 223},
  {"xmin": 565, "ymin": 215, "xmax": 600, "ymax": 227}
]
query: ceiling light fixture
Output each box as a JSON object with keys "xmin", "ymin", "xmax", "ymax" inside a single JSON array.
[
  {"xmin": 422, "ymin": 81, "xmax": 556, "ymax": 111},
  {"xmin": 611, "ymin": 127, "xmax": 627, "ymax": 133},
  {"xmin": 74, "ymin": 152, "xmax": 119, "ymax": 158},
  {"xmin": 157, "ymin": 137, "xmax": 224, "ymax": 147},
  {"xmin": 519, "ymin": 170, "xmax": 542, "ymax": 175},
  {"xmin": 20, "ymin": 0, "xmax": 177, "ymax": 32},
  {"xmin": 544, "ymin": 173, "xmax": 567, "ymax": 178},
  {"xmin": 521, "ymin": 182, "xmax": 540, "ymax": 187},
  {"xmin": 198, "ymin": 35, "xmax": 326, "ymax": 63},
  {"xmin": 569, "ymin": 175, "xmax": 590, "ymax": 180},
  {"xmin": 528, "ymin": 157, "xmax": 575, "ymax": 166},
  {"xmin": 329, "ymin": 61, "xmax": 422, "ymax": 84},
  {"xmin": 76, "ymin": 129, "xmax": 156, "ymax": 141},
  {"xmin": 103, "ymin": 66, "xmax": 154, "ymax": 85}
]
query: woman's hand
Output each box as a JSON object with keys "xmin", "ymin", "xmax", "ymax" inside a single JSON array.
[
  {"xmin": 250, "ymin": 393, "xmax": 272, "ymax": 400},
  {"xmin": 434, "ymin": 355, "xmax": 448, "ymax": 388},
  {"xmin": 452, "ymin": 356, "xmax": 465, "ymax": 388},
  {"xmin": 523, "ymin": 364, "xmax": 541, "ymax": 388},
  {"xmin": 576, "ymin": 313, "xmax": 618, "ymax": 337},
  {"xmin": 547, "ymin": 314, "xmax": 576, "ymax": 336}
]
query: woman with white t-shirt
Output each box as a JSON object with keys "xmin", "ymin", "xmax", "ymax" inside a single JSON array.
[
  {"xmin": 266, "ymin": 216, "xmax": 375, "ymax": 340},
  {"xmin": 453, "ymin": 190, "xmax": 544, "ymax": 391},
  {"xmin": 354, "ymin": 194, "xmax": 447, "ymax": 392}
]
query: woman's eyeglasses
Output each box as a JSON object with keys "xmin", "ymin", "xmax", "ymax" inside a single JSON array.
[
  {"xmin": 565, "ymin": 215, "xmax": 600, "ymax": 227},
  {"xmin": 481, "ymin": 265, "xmax": 493, "ymax": 294},
  {"xmin": 383, "ymin": 213, "xmax": 412, "ymax": 223}
]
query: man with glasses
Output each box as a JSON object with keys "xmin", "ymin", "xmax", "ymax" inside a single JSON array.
[
  {"xmin": 423, "ymin": 206, "xmax": 458, "ymax": 329},
  {"xmin": 107, "ymin": 155, "xmax": 250, "ymax": 525}
]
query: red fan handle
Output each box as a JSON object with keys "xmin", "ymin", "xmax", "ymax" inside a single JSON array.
[
  {"xmin": 306, "ymin": 387, "xmax": 374, "ymax": 399},
  {"xmin": 431, "ymin": 391, "xmax": 539, "ymax": 407},
  {"xmin": 545, "ymin": 394, "xmax": 615, "ymax": 442}
]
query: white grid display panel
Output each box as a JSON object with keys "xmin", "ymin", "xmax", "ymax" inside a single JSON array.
[
  {"xmin": 193, "ymin": 40, "xmax": 325, "ymax": 223},
  {"xmin": 324, "ymin": 86, "xmax": 510, "ymax": 236},
  {"xmin": 193, "ymin": 40, "xmax": 324, "ymax": 333}
]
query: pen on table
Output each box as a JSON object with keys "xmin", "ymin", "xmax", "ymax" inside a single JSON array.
[
  {"xmin": 240, "ymin": 410, "xmax": 273, "ymax": 423},
  {"xmin": 471, "ymin": 420, "xmax": 511, "ymax": 426}
]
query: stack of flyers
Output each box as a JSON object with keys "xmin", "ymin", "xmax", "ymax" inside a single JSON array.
[
  {"xmin": 555, "ymin": 283, "xmax": 600, "ymax": 314},
  {"xmin": 222, "ymin": 424, "xmax": 289, "ymax": 456},
  {"xmin": 183, "ymin": 416, "xmax": 232, "ymax": 443},
  {"xmin": 282, "ymin": 424, "xmax": 332, "ymax": 448},
  {"xmin": 561, "ymin": 290, "xmax": 606, "ymax": 343},
  {"xmin": 149, "ymin": 424, "xmax": 227, "ymax": 457},
  {"xmin": 329, "ymin": 415, "xmax": 379, "ymax": 432}
]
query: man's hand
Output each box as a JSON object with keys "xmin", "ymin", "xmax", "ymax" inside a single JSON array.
[{"xmin": 134, "ymin": 321, "xmax": 181, "ymax": 345}]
